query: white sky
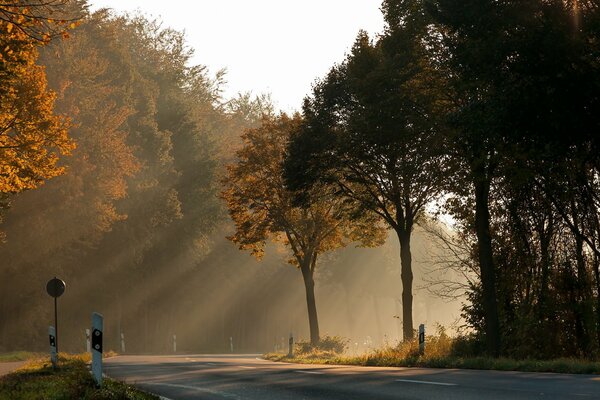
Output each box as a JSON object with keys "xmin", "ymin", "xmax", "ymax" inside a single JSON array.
[{"xmin": 88, "ymin": 1, "xmax": 385, "ymax": 112}]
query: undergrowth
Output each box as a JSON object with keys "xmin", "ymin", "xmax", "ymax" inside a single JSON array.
[{"xmin": 265, "ymin": 328, "xmax": 600, "ymax": 374}]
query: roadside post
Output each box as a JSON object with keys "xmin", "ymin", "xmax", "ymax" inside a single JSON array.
[
  {"xmin": 49, "ymin": 326, "xmax": 57, "ymax": 368},
  {"xmin": 288, "ymin": 333, "xmax": 294, "ymax": 357},
  {"xmin": 418, "ymin": 324, "xmax": 425, "ymax": 355},
  {"xmin": 230, "ymin": 336, "xmax": 233, "ymax": 353},
  {"xmin": 46, "ymin": 277, "xmax": 66, "ymax": 354},
  {"xmin": 121, "ymin": 332, "xmax": 125, "ymax": 353},
  {"xmin": 86, "ymin": 329, "xmax": 91, "ymax": 352},
  {"xmin": 173, "ymin": 334, "xmax": 177, "ymax": 353},
  {"xmin": 91, "ymin": 312, "xmax": 103, "ymax": 387}
]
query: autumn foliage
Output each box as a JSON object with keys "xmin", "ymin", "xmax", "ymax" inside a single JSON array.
[{"xmin": 0, "ymin": 4, "xmax": 73, "ymax": 193}]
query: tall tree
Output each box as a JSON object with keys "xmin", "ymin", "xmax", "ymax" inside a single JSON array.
[
  {"xmin": 224, "ymin": 114, "xmax": 383, "ymax": 344},
  {"xmin": 427, "ymin": 0, "xmax": 600, "ymax": 356},
  {"xmin": 285, "ymin": 2, "xmax": 448, "ymax": 340}
]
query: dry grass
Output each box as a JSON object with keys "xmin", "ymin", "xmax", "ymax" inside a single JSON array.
[{"xmin": 265, "ymin": 331, "xmax": 600, "ymax": 374}]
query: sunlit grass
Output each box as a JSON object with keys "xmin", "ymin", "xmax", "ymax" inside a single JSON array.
[
  {"xmin": 0, "ymin": 353, "xmax": 158, "ymax": 400},
  {"xmin": 265, "ymin": 332, "xmax": 600, "ymax": 374},
  {"xmin": 0, "ymin": 351, "xmax": 43, "ymax": 363}
]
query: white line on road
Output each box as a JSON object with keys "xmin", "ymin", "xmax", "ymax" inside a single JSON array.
[
  {"xmin": 395, "ymin": 379, "xmax": 457, "ymax": 386},
  {"xmin": 206, "ymin": 362, "xmax": 217, "ymax": 365},
  {"xmin": 238, "ymin": 366, "xmax": 256, "ymax": 369},
  {"xmin": 295, "ymin": 370, "xmax": 324, "ymax": 375},
  {"xmin": 143, "ymin": 382, "xmax": 241, "ymax": 399}
]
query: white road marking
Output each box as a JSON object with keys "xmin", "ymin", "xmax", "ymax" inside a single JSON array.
[
  {"xmin": 238, "ymin": 365, "xmax": 256, "ymax": 369},
  {"xmin": 143, "ymin": 382, "xmax": 241, "ymax": 399},
  {"xmin": 395, "ymin": 379, "xmax": 457, "ymax": 386},
  {"xmin": 295, "ymin": 370, "xmax": 324, "ymax": 375},
  {"xmin": 206, "ymin": 362, "xmax": 217, "ymax": 365}
]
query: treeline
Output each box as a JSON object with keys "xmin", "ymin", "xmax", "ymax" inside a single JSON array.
[
  {"xmin": 226, "ymin": 0, "xmax": 600, "ymax": 359},
  {"xmin": 0, "ymin": 1, "xmax": 279, "ymax": 351},
  {"xmin": 0, "ymin": 1, "xmax": 460, "ymax": 355}
]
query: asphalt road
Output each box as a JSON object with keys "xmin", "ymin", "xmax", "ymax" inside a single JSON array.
[{"xmin": 105, "ymin": 354, "xmax": 600, "ymax": 400}]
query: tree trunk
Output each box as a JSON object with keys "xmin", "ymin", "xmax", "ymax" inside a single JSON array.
[
  {"xmin": 397, "ymin": 230, "xmax": 414, "ymax": 341},
  {"xmin": 593, "ymin": 253, "xmax": 600, "ymax": 350},
  {"xmin": 300, "ymin": 260, "xmax": 320, "ymax": 345},
  {"xmin": 474, "ymin": 177, "xmax": 501, "ymax": 356},
  {"xmin": 574, "ymin": 234, "xmax": 596, "ymax": 355}
]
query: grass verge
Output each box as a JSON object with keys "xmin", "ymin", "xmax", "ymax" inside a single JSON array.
[
  {"xmin": 0, "ymin": 352, "xmax": 44, "ymax": 363},
  {"xmin": 265, "ymin": 333, "xmax": 600, "ymax": 374},
  {"xmin": 264, "ymin": 352, "xmax": 600, "ymax": 374},
  {"xmin": 0, "ymin": 353, "xmax": 159, "ymax": 400}
]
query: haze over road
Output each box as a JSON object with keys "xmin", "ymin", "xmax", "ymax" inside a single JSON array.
[{"xmin": 105, "ymin": 354, "xmax": 600, "ymax": 399}]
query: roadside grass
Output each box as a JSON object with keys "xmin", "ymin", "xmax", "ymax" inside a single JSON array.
[
  {"xmin": 0, "ymin": 353, "xmax": 158, "ymax": 400},
  {"xmin": 0, "ymin": 351, "xmax": 43, "ymax": 363},
  {"xmin": 265, "ymin": 333, "xmax": 600, "ymax": 375}
]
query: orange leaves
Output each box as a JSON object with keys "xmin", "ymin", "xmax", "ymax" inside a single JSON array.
[
  {"xmin": 223, "ymin": 113, "xmax": 382, "ymax": 270},
  {"xmin": 0, "ymin": 2, "xmax": 81, "ymax": 45},
  {"xmin": 0, "ymin": 10, "xmax": 73, "ymax": 194}
]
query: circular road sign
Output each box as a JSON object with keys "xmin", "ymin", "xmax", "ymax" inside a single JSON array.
[{"xmin": 46, "ymin": 278, "xmax": 66, "ymax": 298}]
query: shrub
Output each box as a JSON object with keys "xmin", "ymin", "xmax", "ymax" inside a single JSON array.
[{"xmin": 294, "ymin": 335, "xmax": 348, "ymax": 358}]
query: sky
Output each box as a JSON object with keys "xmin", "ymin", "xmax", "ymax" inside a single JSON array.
[{"xmin": 88, "ymin": 0, "xmax": 385, "ymax": 112}]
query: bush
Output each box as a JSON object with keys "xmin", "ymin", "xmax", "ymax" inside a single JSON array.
[{"xmin": 294, "ymin": 335, "xmax": 348, "ymax": 358}]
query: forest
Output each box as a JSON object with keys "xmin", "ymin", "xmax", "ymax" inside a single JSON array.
[{"xmin": 0, "ymin": 0, "xmax": 599, "ymax": 362}]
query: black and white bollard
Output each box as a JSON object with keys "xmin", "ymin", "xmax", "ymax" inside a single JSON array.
[
  {"xmin": 91, "ymin": 312, "xmax": 103, "ymax": 387},
  {"xmin": 173, "ymin": 334, "xmax": 177, "ymax": 353},
  {"xmin": 418, "ymin": 324, "xmax": 425, "ymax": 355},
  {"xmin": 49, "ymin": 326, "xmax": 57, "ymax": 368},
  {"xmin": 120, "ymin": 332, "xmax": 125, "ymax": 353},
  {"xmin": 230, "ymin": 336, "xmax": 233, "ymax": 353}
]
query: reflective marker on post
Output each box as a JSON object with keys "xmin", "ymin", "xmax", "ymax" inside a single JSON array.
[
  {"xmin": 91, "ymin": 312, "xmax": 103, "ymax": 387},
  {"xmin": 49, "ymin": 326, "xmax": 57, "ymax": 368},
  {"xmin": 418, "ymin": 324, "xmax": 425, "ymax": 355}
]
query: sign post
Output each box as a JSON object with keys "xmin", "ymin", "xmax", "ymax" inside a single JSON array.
[
  {"xmin": 91, "ymin": 312, "xmax": 103, "ymax": 387},
  {"xmin": 49, "ymin": 326, "xmax": 57, "ymax": 368},
  {"xmin": 418, "ymin": 324, "xmax": 425, "ymax": 355},
  {"xmin": 46, "ymin": 277, "xmax": 65, "ymax": 356}
]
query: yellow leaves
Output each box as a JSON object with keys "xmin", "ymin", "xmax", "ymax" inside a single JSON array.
[
  {"xmin": 0, "ymin": 24, "xmax": 73, "ymax": 194},
  {"xmin": 6, "ymin": 23, "xmax": 13, "ymax": 33},
  {"xmin": 223, "ymin": 113, "xmax": 372, "ymax": 268}
]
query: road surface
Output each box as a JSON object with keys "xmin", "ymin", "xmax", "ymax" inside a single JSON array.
[
  {"xmin": 0, "ymin": 361, "xmax": 26, "ymax": 377},
  {"xmin": 105, "ymin": 354, "xmax": 600, "ymax": 400}
]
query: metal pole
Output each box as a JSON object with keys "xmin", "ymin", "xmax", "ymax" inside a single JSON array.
[{"xmin": 54, "ymin": 295, "xmax": 58, "ymax": 354}]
